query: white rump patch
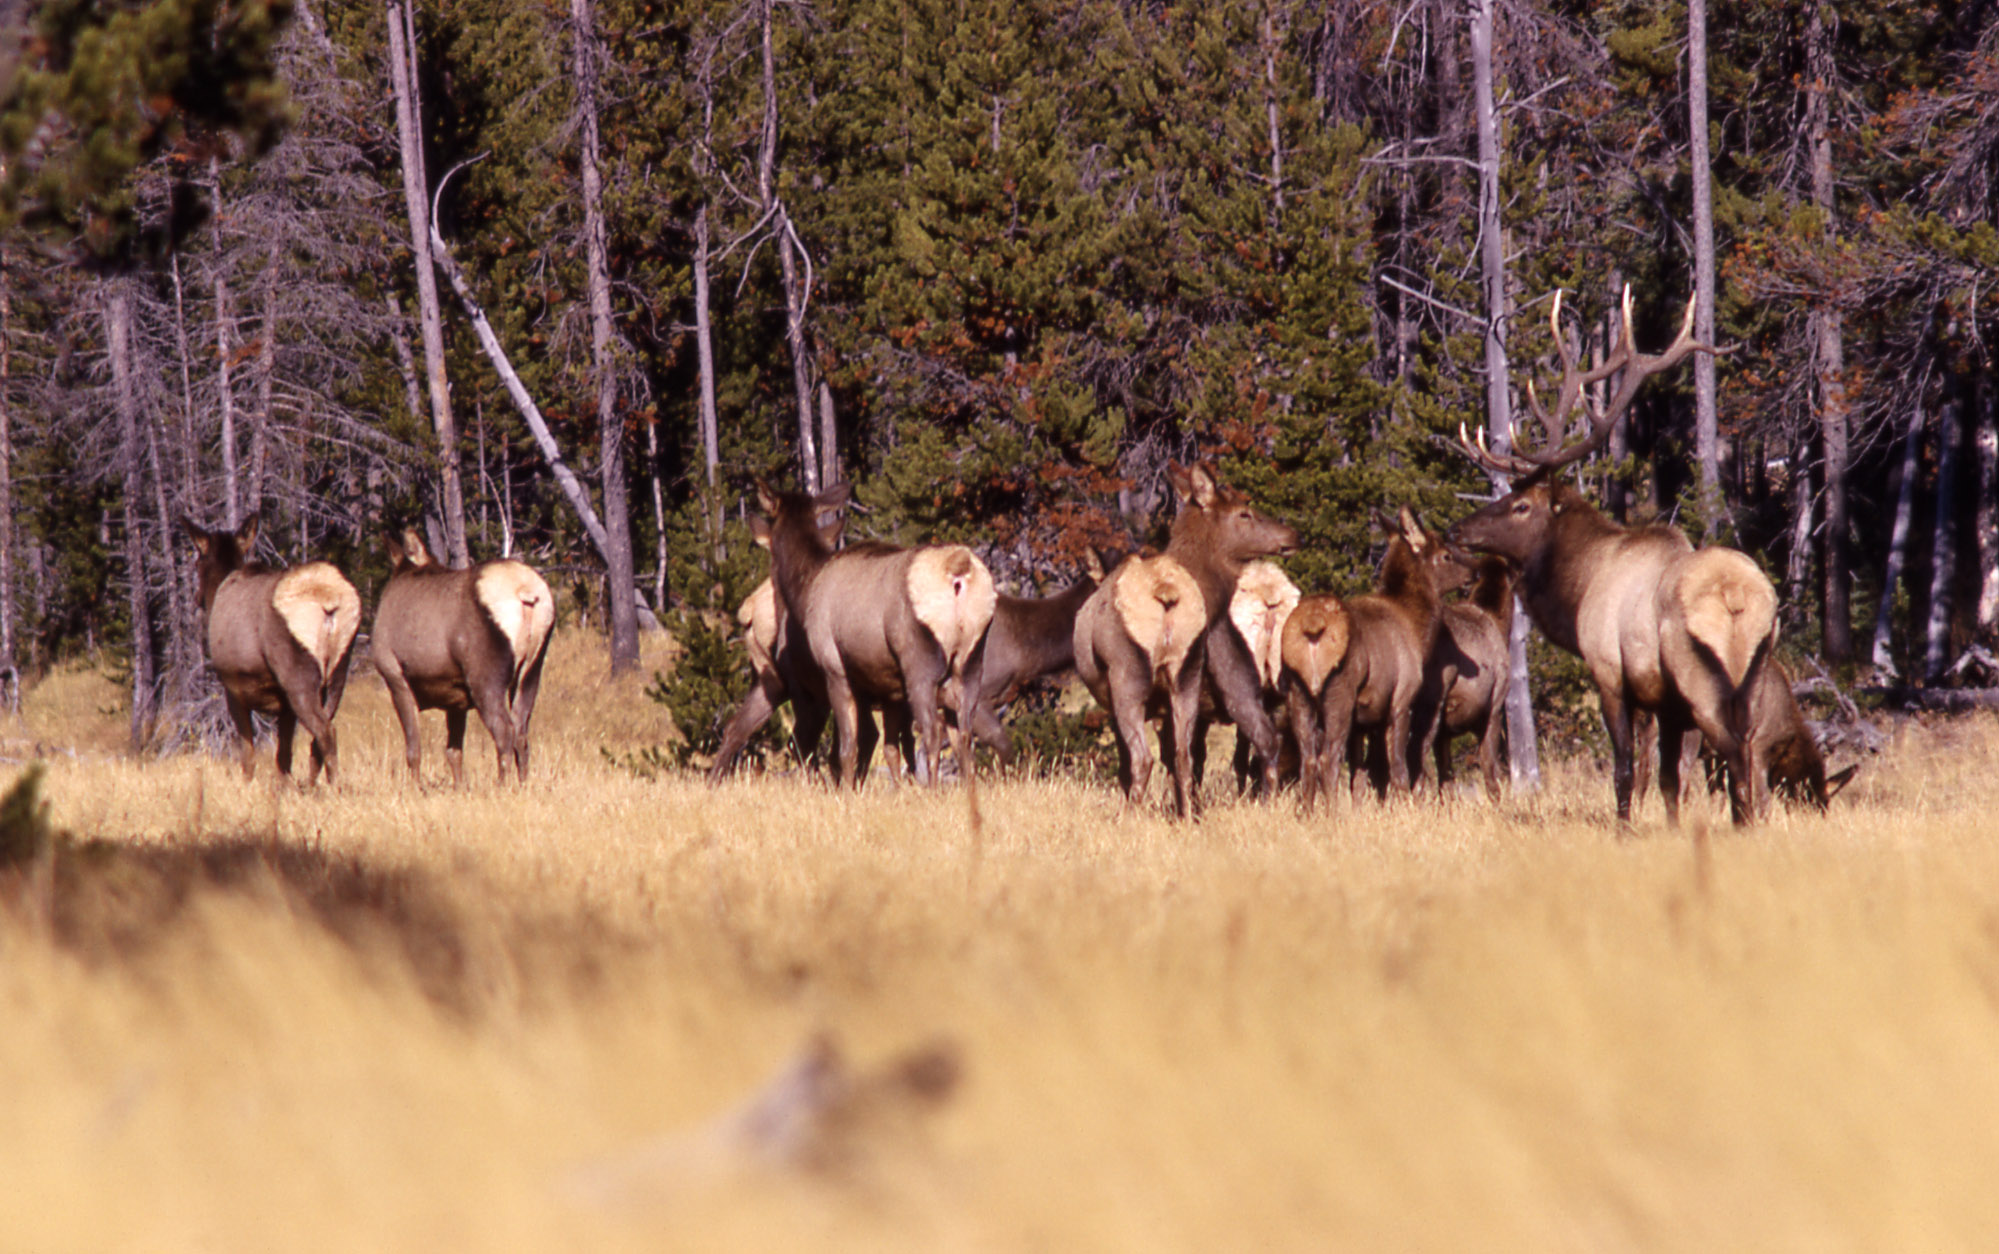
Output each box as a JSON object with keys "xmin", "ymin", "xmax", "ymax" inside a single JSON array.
[
  {"xmin": 1112, "ymin": 554, "xmax": 1207, "ymax": 684},
  {"xmin": 906, "ymin": 546, "xmax": 998, "ymax": 672},
  {"xmin": 1676, "ymin": 548, "xmax": 1777, "ymax": 687},
  {"xmin": 476, "ymin": 560, "xmax": 557, "ymax": 690},
  {"xmin": 1230, "ymin": 561, "xmax": 1300, "ymax": 690},
  {"xmin": 271, "ymin": 563, "xmax": 362, "ymax": 679},
  {"xmin": 739, "ymin": 579, "xmax": 779, "ymax": 678},
  {"xmin": 1280, "ymin": 595, "xmax": 1351, "ymax": 697}
]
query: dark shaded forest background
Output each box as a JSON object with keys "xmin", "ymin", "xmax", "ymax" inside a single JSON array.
[{"xmin": 2, "ymin": 0, "xmax": 1996, "ymax": 762}]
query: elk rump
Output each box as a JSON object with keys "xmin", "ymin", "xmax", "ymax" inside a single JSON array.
[
  {"xmin": 372, "ymin": 529, "xmax": 556, "ymax": 785},
  {"xmin": 183, "ymin": 516, "xmax": 362, "ymax": 784}
]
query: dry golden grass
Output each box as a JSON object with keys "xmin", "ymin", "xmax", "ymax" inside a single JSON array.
[{"xmin": 4, "ymin": 631, "xmax": 1999, "ymax": 1252}]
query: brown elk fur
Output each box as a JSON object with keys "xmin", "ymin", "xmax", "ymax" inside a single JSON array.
[
  {"xmin": 1280, "ymin": 507, "xmax": 1452, "ymax": 811},
  {"xmin": 1450, "ymin": 476, "xmax": 1778, "ymax": 824},
  {"xmin": 1413, "ymin": 555, "xmax": 1514, "ymax": 801},
  {"xmin": 1072, "ymin": 463, "xmax": 1298, "ymax": 817},
  {"xmin": 372, "ymin": 529, "xmax": 555, "ymax": 786},
  {"xmin": 1705, "ymin": 659, "xmax": 1857, "ymax": 810},
  {"xmin": 182, "ymin": 516, "xmax": 361, "ymax": 784},
  {"xmin": 959, "ymin": 571, "xmax": 1101, "ymax": 762},
  {"xmin": 752, "ymin": 483, "xmax": 996, "ymax": 789}
]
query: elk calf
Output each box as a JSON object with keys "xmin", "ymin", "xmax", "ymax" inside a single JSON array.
[
  {"xmin": 1413, "ymin": 555, "xmax": 1513, "ymax": 801},
  {"xmin": 753, "ymin": 483, "xmax": 996, "ymax": 789},
  {"xmin": 1222, "ymin": 560, "xmax": 1301, "ymax": 792},
  {"xmin": 960, "ymin": 567, "xmax": 1102, "ymax": 762},
  {"xmin": 183, "ymin": 517, "xmax": 361, "ymax": 784},
  {"xmin": 1706, "ymin": 658, "xmax": 1857, "ymax": 810},
  {"xmin": 372, "ymin": 530, "xmax": 555, "ymax": 786},
  {"xmin": 1072, "ymin": 463, "xmax": 1298, "ymax": 817}
]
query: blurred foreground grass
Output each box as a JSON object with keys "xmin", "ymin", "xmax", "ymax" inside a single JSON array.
[{"xmin": 1, "ymin": 634, "xmax": 1995, "ymax": 1251}]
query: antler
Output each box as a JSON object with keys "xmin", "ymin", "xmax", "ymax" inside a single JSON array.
[{"xmin": 1455, "ymin": 285, "xmax": 1714, "ymax": 478}]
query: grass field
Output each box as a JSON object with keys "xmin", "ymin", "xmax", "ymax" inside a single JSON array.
[{"xmin": 3, "ymin": 633, "xmax": 1998, "ymax": 1252}]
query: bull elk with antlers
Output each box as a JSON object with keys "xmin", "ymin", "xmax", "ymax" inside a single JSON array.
[{"xmin": 1450, "ymin": 288, "xmax": 1778, "ymax": 825}]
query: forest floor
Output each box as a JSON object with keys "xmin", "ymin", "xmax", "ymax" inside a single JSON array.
[{"xmin": 2, "ymin": 632, "xmax": 1997, "ymax": 1252}]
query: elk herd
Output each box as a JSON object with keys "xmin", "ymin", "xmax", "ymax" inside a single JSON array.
[{"xmin": 177, "ymin": 288, "xmax": 1854, "ymax": 826}]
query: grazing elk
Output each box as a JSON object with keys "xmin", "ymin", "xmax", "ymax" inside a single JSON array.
[
  {"xmin": 182, "ymin": 516, "xmax": 361, "ymax": 785},
  {"xmin": 372, "ymin": 529, "xmax": 555, "ymax": 786},
  {"xmin": 1280, "ymin": 507, "xmax": 1456, "ymax": 810},
  {"xmin": 1450, "ymin": 288, "xmax": 1777, "ymax": 825},
  {"xmin": 707, "ymin": 578, "xmax": 834, "ymax": 781},
  {"xmin": 752, "ymin": 483, "xmax": 996, "ymax": 789},
  {"xmin": 1703, "ymin": 659, "xmax": 1858, "ymax": 810},
  {"xmin": 1412, "ymin": 554, "xmax": 1515, "ymax": 801},
  {"xmin": 1072, "ymin": 463, "xmax": 1299, "ymax": 817}
]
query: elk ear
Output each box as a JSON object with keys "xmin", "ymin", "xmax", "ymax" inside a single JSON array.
[
  {"xmin": 1186, "ymin": 464, "xmax": 1221, "ymax": 508},
  {"xmin": 1825, "ymin": 765, "xmax": 1858, "ymax": 802},
  {"xmin": 386, "ymin": 533, "xmax": 406, "ymax": 566},
  {"xmin": 236, "ymin": 515, "xmax": 261, "ymax": 553},
  {"xmin": 180, "ymin": 517, "xmax": 210, "ymax": 554},
  {"xmin": 1164, "ymin": 462, "xmax": 1202, "ymax": 508},
  {"xmin": 748, "ymin": 516, "xmax": 772, "ymax": 549},
  {"xmin": 816, "ymin": 481, "xmax": 852, "ymax": 511},
  {"xmin": 1397, "ymin": 505, "xmax": 1430, "ymax": 547},
  {"xmin": 754, "ymin": 478, "xmax": 781, "ymax": 517},
  {"xmin": 1082, "ymin": 547, "xmax": 1107, "ymax": 582},
  {"xmin": 400, "ymin": 527, "xmax": 434, "ymax": 567}
]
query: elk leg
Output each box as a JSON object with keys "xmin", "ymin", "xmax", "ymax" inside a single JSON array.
[
  {"xmin": 824, "ymin": 672, "xmax": 865, "ymax": 789},
  {"xmin": 444, "ymin": 708, "xmax": 470, "ymax": 788},
  {"xmin": 710, "ymin": 671, "xmax": 785, "ymax": 783},
  {"xmin": 510, "ymin": 648, "xmax": 548, "ymax": 782},
  {"xmin": 1167, "ymin": 686, "xmax": 1201, "ymax": 820},
  {"xmin": 1682, "ymin": 699, "xmax": 1754, "ymax": 826},
  {"xmin": 1287, "ymin": 685, "xmax": 1322, "ymax": 814},
  {"xmin": 1323, "ymin": 681, "xmax": 1355, "ymax": 812},
  {"xmin": 379, "ymin": 663, "xmax": 426, "ymax": 783},
  {"xmin": 879, "ymin": 703, "xmax": 911, "ymax": 783},
  {"xmin": 1475, "ymin": 712, "xmax": 1503, "ymax": 804},
  {"xmin": 1601, "ymin": 689, "xmax": 1639, "ymax": 824},
  {"xmin": 221, "ymin": 691, "xmax": 257, "ymax": 780},
  {"xmin": 1655, "ymin": 705, "xmax": 1696, "ymax": 828},
  {"xmin": 1386, "ymin": 703, "xmax": 1416, "ymax": 795},
  {"xmin": 274, "ymin": 708, "xmax": 297, "ymax": 781},
  {"xmin": 293, "ymin": 699, "xmax": 338, "ymax": 788},
  {"xmin": 472, "ymin": 696, "xmax": 520, "ymax": 785}
]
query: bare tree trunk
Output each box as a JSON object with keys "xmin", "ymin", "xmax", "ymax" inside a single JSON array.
[
  {"xmin": 1925, "ymin": 384, "xmax": 1964, "ymax": 681},
  {"xmin": 247, "ymin": 270, "xmax": 275, "ymax": 520},
  {"xmin": 1976, "ymin": 372, "xmax": 1999, "ymax": 641},
  {"xmin": 1471, "ymin": 0, "xmax": 1538, "ymax": 791},
  {"xmin": 1688, "ymin": 0, "xmax": 1723, "ymax": 538},
  {"xmin": 757, "ymin": 0, "xmax": 818, "ymax": 493},
  {"xmin": 817, "ymin": 379, "xmax": 838, "ymax": 490},
  {"xmin": 107, "ymin": 286, "xmax": 157, "ymax": 752},
  {"xmin": 572, "ymin": 0, "xmax": 639, "ymax": 672},
  {"xmin": 1787, "ymin": 439, "xmax": 1815, "ymax": 601},
  {"xmin": 211, "ymin": 160, "xmax": 241, "ymax": 529},
  {"xmin": 1807, "ymin": 3, "xmax": 1852, "ymax": 662},
  {"xmin": 389, "ymin": 0, "xmax": 470, "ymax": 567},
  {"xmin": 1871, "ymin": 401, "xmax": 1925, "ymax": 676},
  {"xmin": 0, "ymin": 259, "xmax": 17, "ymax": 712},
  {"xmin": 694, "ymin": 203, "xmax": 721, "ymax": 557},
  {"xmin": 167, "ymin": 252, "xmax": 200, "ymax": 500}
]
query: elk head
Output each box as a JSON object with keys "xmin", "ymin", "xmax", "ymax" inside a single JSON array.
[
  {"xmin": 751, "ymin": 480, "xmax": 850, "ymax": 554},
  {"xmin": 181, "ymin": 515, "xmax": 261, "ymax": 612},
  {"xmin": 1166, "ymin": 462, "xmax": 1298, "ymax": 569},
  {"xmin": 1449, "ymin": 286, "xmax": 1715, "ymax": 554}
]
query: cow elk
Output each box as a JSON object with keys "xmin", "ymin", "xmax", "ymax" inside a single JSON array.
[
  {"xmin": 372, "ymin": 529, "xmax": 555, "ymax": 786},
  {"xmin": 960, "ymin": 562, "xmax": 1103, "ymax": 763},
  {"xmin": 751, "ymin": 483, "xmax": 996, "ymax": 789},
  {"xmin": 1072, "ymin": 463, "xmax": 1298, "ymax": 817},
  {"xmin": 1223, "ymin": 560, "xmax": 1301, "ymax": 792},
  {"xmin": 1413, "ymin": 554, "xmax": 1514, "ymax": 801},
  {"xmin": 1280, "ymin": 506, "xmax": 1455, "ymax": 811},
  {"xmin": 182, "ymin": 516, "xmax": 361, "ymax": 785},
  {"xmin": 1450, "ymin": 287, "xmax": 1777, "ymax": 825}
]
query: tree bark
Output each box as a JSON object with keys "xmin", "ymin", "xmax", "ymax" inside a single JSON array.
[
  {"xmin": 757, "ymin": 0, "xmax": 819, "ymax": 493},
  {"xmin": 388, "ymin": 0, "xmax": 470, "ymax": 568},
  {"xmin": 107, "ymin": 286, "xmax": 157, "ymax": 752},
  {"xmin": 210, "ymin": 159, "xmax": 241, "ymax": 530},
  {"xmin": 1688, "ymin": 0, "xmax": 1723, "ymax": 538},
  {"xmin": 1870, "ymin": 400, "xmax": 1925, "ymax": 677},
  {"xmin": 694, "ymin": 203, "xmax": 721, "ymax": 556},
  {"xmin": 1925, "ymin": 384, "xmax": 1964, "ymax": 681},
  {"xmin": 0, "ymin": 257, "xmax": 17, "ymax": 712},
  {"xmin": 247, "ymin": 269, "xmax": 276, "ymax": 520},
  {"xmin": 1976, "ymin": 372, "xmax": 1999, "ymax": 641},
  {"xmin": 1807, "ymin": 3, "xmax": 1852, "ymax": 662},
  {"xmin": 1471, "ymin": 0, "xmax": 1539, "ymax": 791},
  {"xmin": 572, "ymin": 0, "xmax": 639, "ymax": 673}
]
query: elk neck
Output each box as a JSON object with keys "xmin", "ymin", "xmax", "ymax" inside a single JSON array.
[
  {"xmin": 1165, "ymin": 512, "xmax": 1243, "ymax": 630},
  {"xmin": 1375, "ymin": 536, "xmax": 1441, "ymax": 642}
]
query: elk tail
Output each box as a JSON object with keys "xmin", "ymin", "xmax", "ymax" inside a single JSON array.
[
  {"xmin": 1676, "ymin": 549, "xmax": 1778, "ymax": 688},
  {"xmin": 476, "ymin": 560, "xmax": 557, "ymax": 694},
  {"xmin": 905, "ymin": 546, "xmax": 999, "ymax": 680},
  {"xmin": 1112, "ymin": 555, "xmax": 1207, "ymax": 691},
  {"xmin": 1230, "ymin": 560, "xmax": 1301, "ymax": 690},
  {"xmin": 272, "ymin": 563, "xmax": 362, "ymax": 695},
  {"xmin": 1280, "ymin": 596, "xmax": 1351, "ymax": 698}
]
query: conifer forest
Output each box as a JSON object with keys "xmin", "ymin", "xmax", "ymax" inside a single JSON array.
[{"xmin": 3, "ymin": 0, "xmax": 1997, "ymax": 763}]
